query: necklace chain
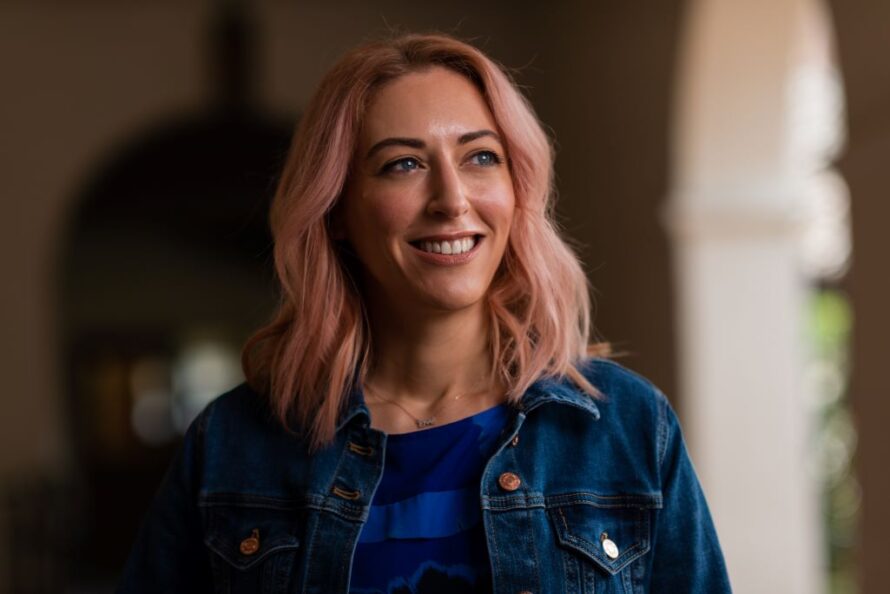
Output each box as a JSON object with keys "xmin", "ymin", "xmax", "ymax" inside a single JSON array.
[{"xmin": 363, "ymin": 384, "xmax": 470, "ymax": 429}]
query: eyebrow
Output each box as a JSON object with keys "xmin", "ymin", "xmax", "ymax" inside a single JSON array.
[{"xmin": 365, "ymin": 129, "xmax": 502, "ymax": 158}]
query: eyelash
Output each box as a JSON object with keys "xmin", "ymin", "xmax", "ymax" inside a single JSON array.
[{"xmin": 380, "ymin": 150, "xmax": 503, "ymax": 175}]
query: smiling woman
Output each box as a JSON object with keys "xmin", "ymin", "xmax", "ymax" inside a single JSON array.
[
  {"xmin": 332, "ymin": 67, "xmax": 518, "ymax": 403},
  {"xmin": 117, "ymin": 33, "xmax": 732, "ymax": 594}
]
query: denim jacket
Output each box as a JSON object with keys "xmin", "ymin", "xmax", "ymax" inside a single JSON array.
[{"xmin": 117, "ymin": 358, "xmax": 731, "ymax": 593}]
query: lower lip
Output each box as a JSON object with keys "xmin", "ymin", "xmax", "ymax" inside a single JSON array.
[{"xmin": 408, "ymin": 237, "xmax": 484, "ymax": 266}]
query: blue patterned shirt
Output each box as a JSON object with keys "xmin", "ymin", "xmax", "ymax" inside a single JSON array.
[{"xmin": 349, "ymin": 404, "xmax": 509, "ymax": 594}]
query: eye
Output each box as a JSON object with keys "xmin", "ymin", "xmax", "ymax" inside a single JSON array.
[
  {"xmin": 468, "ymin": 150, "xmax": 502, "ymax": 167},
  {"xmin": 381, "ymin": 156, "xmax": 421, "ymax": 174}
]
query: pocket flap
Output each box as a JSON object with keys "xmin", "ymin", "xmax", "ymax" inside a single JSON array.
[
  {"xmin": 549, "ymin": 493, "xmax": 661, "ymax": 575},
  {"xmin": 202, "ymin": 502, "xmax": 301, "ymax": 570}
]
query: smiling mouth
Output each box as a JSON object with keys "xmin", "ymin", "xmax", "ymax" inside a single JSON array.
[{"xmin": 409, "ymin": 234, "xmax": 484, "ymax": 256}]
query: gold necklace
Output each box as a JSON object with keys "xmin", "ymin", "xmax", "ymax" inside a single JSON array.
[{"xmin": 363, "ymin": 385, "xmax": 469, "ymax": 429}]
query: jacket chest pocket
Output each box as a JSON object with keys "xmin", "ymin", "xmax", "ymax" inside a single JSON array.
[
  {"xmin": 548, "ymin": 494, "xmax": 661, "ymax": 594},
  {"xmin": 201, "ymin": 501, "xmax": 302, "ymax": 594}
]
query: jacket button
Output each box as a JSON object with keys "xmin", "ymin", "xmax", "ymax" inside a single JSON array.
[
  {"xmin": 239, "ymin": 529, "xmax": 260, "ymax": 556},
  {"xmin": 498, "ymin": 472, "xmax": 521, "ymax": 491},
  {"xmin": 601, "ymin": 531, "xmax": 620, "ymax": 559}
]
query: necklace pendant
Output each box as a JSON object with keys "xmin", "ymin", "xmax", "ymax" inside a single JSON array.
[{"xmin": 416, "ymin": 417, "xmax": 436, "ymax": 428}]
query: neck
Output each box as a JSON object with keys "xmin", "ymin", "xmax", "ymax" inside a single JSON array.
[{"xmin": 364, "ymin": 295, "xmax": 496, "ymax": 406}]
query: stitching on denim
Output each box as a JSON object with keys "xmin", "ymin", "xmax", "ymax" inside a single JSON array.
[
  {"xmin": 585, "ymin": 558, "xmax": 596, "ymax": 594},
  {"xmin": 545, "ymin": 492, "xmax": 663, "ymax": 509},
  {"xmin": 489, "ymin": 509, "xmax": 502, "ymax": 591},
  {"xmin": 655, "ymin": 390, "xmax": 669, "ymax": 475},
  {"xmin": 621, "ymin": 561, "xmax": 633, "ymax": 594},
  {"xmin": 527, "ymin": 505, "xmax": 542, "ymax": 593},
  {"xmin": 205, "ymin": 537, "xmax": 300, "ymax": 570},
  {"xmin": 338, "ymin": 521, "xmax": 355, "ymax": 592},
  {"xmin": 562, "ymin": 532, "xmax": 645, "ymax": 575},
  {"xmin": 557, "ymin": 506, "xmax": 570, "ymax": 537},
  {"xmin": 520, "ymin": 394, "xmax": 600, "ymax": 419},
  {"xmin": 303, "ymin": 511, "xmax": 321, "ymax": 590},
  {"xmin": 304, "ymin": 499, "xmax": 369, "ymax": 524},
  {"xmin": 272, "ymin": 548, "xmax": 296, "ymax": 594},
  {"xmin": 553, "ymin": 506, "xmax": 651, "ymax": 575},
  {"xmin": 194, "ymin": 400, "xmax": 216, "ymax": 502},
  {"xmin": 199, "ymin": 493, "xmax": 308, "ymax": 510},
  {"xmin": 482, "ymin": 495, "xmax": 547, "ymax": 512},
  {"xmin": 483, "ymin": 492, "xmax": 664, "ymax": 513},
  {"xmin": 561, "ymin": 540, "xmax": 579, "ymax": 593}
]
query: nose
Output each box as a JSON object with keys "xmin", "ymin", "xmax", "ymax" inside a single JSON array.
[{"xmin": 426, "ymin": 160, "xmax": 469, "ymax": 218}]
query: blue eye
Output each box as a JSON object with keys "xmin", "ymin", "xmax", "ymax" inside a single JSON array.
[
  {"xmin": 382, "ymin": 157, "xmax": 420, "ymax": 174},
  {"xmin": 470, "ymin": 151, "xmax": 501, "ymax": 167}
]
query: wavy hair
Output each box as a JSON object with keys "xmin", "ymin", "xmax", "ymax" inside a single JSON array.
[{"xmin": 242, "ymin": 32, "xmax": 608, "ymax": 448}]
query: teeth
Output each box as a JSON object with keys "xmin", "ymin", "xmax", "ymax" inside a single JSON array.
[{"xmin": 418, "ymin": 236, "xmax": 477, "ymax": 255}]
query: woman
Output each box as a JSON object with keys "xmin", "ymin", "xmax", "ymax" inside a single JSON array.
[{"xmin": 118, "ymin": 33, "xmax": 731, "ymax": 593}]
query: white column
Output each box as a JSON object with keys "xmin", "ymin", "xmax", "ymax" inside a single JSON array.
[{"xmin": 666, "ymin": 0, "xmax": 837, "ymax": 592}]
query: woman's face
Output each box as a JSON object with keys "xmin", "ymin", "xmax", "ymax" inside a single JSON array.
[{"xmin": 338, "ymin": 66, "xmax": 515, "ymax": 314}]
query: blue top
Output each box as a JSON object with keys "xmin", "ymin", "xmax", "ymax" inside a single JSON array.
[{"xmin": 350, "ymin": 404, "xmax": 508, "ymax": 593}]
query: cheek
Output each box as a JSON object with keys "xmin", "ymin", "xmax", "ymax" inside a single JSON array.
[
  {"xmin": 373, "ymin": 202, "xmax": 412, "ymax": 235},
  {"xmin": 348, "ymin": 188, "xmax": 419, "ymax": 248},
  {"xmin": 475, "ymin": 183, "xmax": 516, "ymax": 235}
]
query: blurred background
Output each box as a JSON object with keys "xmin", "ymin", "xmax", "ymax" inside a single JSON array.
[{"xmin": 0, "ymin": 0, "xmax": 887, "ymax": 592}]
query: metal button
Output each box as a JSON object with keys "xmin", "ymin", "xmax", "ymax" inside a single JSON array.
[
  {"xmin": 510, "ymin": 434, "xmax": 520, "ymax": 447},
  {"xmin": 498, "ymin": 472, "xmax": 521, "ymax": 491},
  {"xmin": 601, "ymin": 532, "xmax": 619, "ymax": 559},
  {"xmin": 239, "ymin": 529, "xmax": 260, "ymax": 556}
]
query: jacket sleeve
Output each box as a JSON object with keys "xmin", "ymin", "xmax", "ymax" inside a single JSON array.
[
  {"xmin": 650, "ymin": 394, "xmax": 733, "ymax": 592},
  {"xmin": 116, "ymin": 407, "xmax": 214, "ymax": 593}
]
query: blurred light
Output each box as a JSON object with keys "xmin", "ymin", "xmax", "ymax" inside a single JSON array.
[
  {"xmin": 171, "ymin": 335, "xmax": 242, "ymax": 433},
  {"xmin": 130, "ymin": 390, "xmax": 176, "ymax": 446},
  {"xmin": 799, "ymin": 171, "xmax": 851, "ymax": 280},
  {"xmin": 129, "ymin": 357, "xmax": 175, "ymax": 446}
]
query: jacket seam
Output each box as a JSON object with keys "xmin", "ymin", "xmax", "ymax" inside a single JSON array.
[{"xmin": 655, "ymin": 391, "xmax": 669, "ymax": 477}]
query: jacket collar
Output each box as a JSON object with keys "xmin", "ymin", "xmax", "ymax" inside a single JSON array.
[
  {"xmin": 335, "ymin": 372, "xmax": 600, "ymax": 433},
  {"xmin": 516, "ymin": 374, "xmax": 601, "ymax": 419}
]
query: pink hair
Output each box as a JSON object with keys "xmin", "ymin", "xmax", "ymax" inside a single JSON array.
[{"xmin": 242, "ymin": 32, "xmax": 608, "ymax": 448}]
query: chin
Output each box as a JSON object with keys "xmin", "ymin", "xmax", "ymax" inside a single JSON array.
[{"xmin": 417, "ymin": 288, "xmax": 488, "ymax": 312}]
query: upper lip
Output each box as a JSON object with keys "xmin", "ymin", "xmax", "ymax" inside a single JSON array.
[{"xmin": 409, "ymin": 231, "xmax": 484, "ymax": 243}]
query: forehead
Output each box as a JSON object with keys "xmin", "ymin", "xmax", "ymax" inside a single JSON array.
[{"xmin": 360, "ymin": 66, "xmax": 498, "ymax": 145}]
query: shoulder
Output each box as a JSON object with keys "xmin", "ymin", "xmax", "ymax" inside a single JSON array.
[
  {"xmin": 519, "ymin": 358, "xmax": 672, "ymax": 497},
  {"xmin": 192, "ymin": 381, "xmax": 299, "ymax": 449},
  {"xmin": 576, "ymin": 357, "xmax": 674, "ymax": 468},
  {"xmin": 202, "ymin": 382, "xmax": 275, "ymax": 427},
  {"xmin": 187, "ymin": 383, "xmax": 316, "ymax": 497},
  {"xmin": 578, "ymin": 357, "xmax": 669, "ymax": 420}
]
